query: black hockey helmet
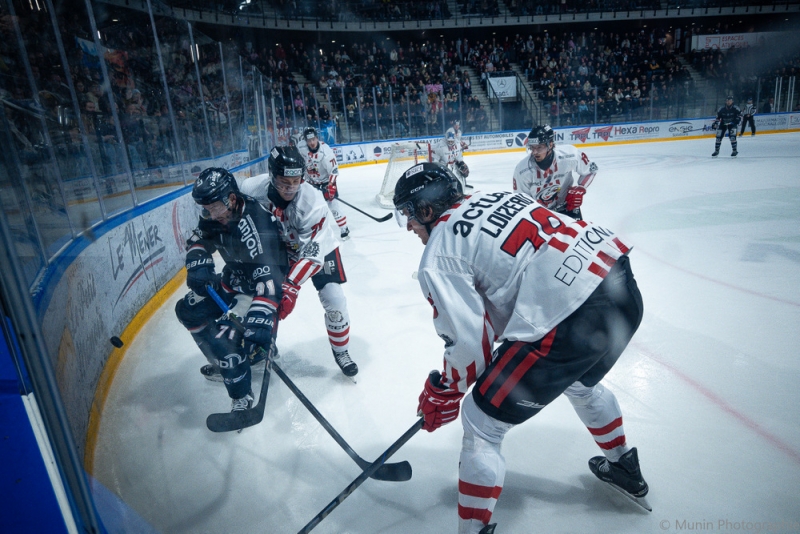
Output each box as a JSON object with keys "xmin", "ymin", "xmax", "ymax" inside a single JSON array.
[
  {"xmin": 302, "ymin": 126, "xmax": 318, "ymax": 140},
  {"xmin": 747, "ymin": 97, "xmax": 753, "ymax": 103},
  {"xmin": 726, "ymin": 95, "xmax": 734, "ymax": 101},
  {"xmin": 268, "ymin": 145, "xmax": 306, "ymax": 179},
  {"xmin": 192, "ymin": 167, "xmax": 239, "ymax": 206},
  {"xmin": 527, "ymin": 124, "xmax": 555, "ymax": 148},
  {"xmin": 393, "ymin": 162, "xmax": 463, "ymax": 225}
]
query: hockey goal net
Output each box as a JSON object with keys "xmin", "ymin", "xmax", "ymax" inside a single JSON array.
[{"xmin": 376, "ymin": 142, "xmax": 432, "ymax": 209}]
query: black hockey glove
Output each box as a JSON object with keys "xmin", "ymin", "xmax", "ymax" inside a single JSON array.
[
  {"xmin": 456, "ymin": 160, "xmax": 469, "ymax": 178},
  {"xmin": 243, "ymin": 298, "xmax": 276, "ymax": 356},
  {"xmin": 186, "ymin": 248, "xmax": 217, "ymax": 297},
  {"xmin": 711, "ymin": 120, "xmax": 720, "ymax": 130}
]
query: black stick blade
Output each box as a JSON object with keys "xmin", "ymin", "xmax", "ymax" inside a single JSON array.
[
  {"xmin": 206, "ymin": 406, "xmax": 265, "ymax": 433},
  {"xmin": 371, "ymin": 461, "xmax": 412, "ymax": 482},
  {"xmin": 206, "ymin": 364, "xmax": 271, "ymax": 433}
]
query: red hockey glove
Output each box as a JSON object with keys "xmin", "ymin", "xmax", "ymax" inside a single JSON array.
[
  {"xmin": 323, "ymin": 180, "xmax": 337, "ymax": 201},
  {"xmin": 278, "ymin": 281, "xmax": 301, "ymax": 320},
  {"xmin": 417, "ymin": 371, "xmax": 465, "ymax": 432},
  {"xmin": 566, "ymin": 186, "xmax": 586, "ymax": 211}
]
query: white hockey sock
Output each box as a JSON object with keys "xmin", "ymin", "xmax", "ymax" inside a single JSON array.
[
  {"xmin": 458, "ymin": 396, "xmax": 512, "ymax": 533},
  {"xmin": 565, "ymin": 382, "xmax": 630, "ymax": 463},
  {"xmin": 318, "ymin": 283, "xmax": 350, "ymax": 353}
]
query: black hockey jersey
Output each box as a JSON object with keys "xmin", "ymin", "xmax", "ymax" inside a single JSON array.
[
  {"xmin": 716, "ymin": 104, "xmax": 742, "ymax": 127},
  {"xmin": 190, "ymin": 195, "xmax": 289, "ymax": 296}
]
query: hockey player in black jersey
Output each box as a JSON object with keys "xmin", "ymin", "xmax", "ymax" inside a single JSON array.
[
  {"xmin": 175, "ymin": 167, "xmax": 288, "ymax": 414},
  {"xmin": 712, "ymin": 95, "xmax": 742, "ymax": 157}
]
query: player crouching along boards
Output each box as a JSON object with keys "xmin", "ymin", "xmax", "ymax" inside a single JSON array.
[
  {"xmin": 512, "ymin": 124, "xmax": 598, "ymax": 221},
  {"xmin": 239, "ymin": 146, "xmax": 358, "ymax": 378},
  {"xmin": 393, "ymin": 162, "xmax": 650, "ymax": 533},
  {"xmin": 175, "ymin": 168, "xmax": 288, "ymax": 412}
]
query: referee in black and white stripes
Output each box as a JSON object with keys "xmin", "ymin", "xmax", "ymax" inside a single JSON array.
[{"xmin": 740, "ymin": 97, "xmax": 756, "ymax": 136}]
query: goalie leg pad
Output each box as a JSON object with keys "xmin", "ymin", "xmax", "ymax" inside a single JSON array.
[{"xmin": 458, "ymin": 395, "xmax": 512, "ymax": 532}]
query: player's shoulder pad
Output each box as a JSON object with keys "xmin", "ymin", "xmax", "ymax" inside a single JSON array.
[
  {"xmin": 239, "ymin": 173, "xmax": 270, "ymax": 201},
  {"xmin": 514, "ymin": 156, "xmax": 533, "ymax": 173},
  {"xmin": 556, "ymin": 144, "xmax": 578, "ymax": 159},
  {"xmin": 293, "ymin": 182, "xmax": 327, "ymax": 217}
]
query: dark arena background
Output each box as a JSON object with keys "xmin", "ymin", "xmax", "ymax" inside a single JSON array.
[{"xmin": 2, "ymin": 1, "xmax": 800, "ymax": 533}]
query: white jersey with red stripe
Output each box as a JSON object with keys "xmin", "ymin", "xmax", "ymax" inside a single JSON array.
[
  {"xmin": 301, "ymin": 141, "xmax": 339, "ymax": 188},
  {"xmin": 432, "ymin": 138, "xmax": 465, "ymax": 168},
  {"xmin": 512, "ymin": 144, "xmax": 597, "ymax": 211},
  {"xmin": 417, "ymin": 190, "xmax": 630, "ymax": 394},
  {"xmin": 241, "ymin": 174, "xmax": 340, "ymax": 286}
]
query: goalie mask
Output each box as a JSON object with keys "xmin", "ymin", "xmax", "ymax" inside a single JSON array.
[
  {"xmin": 393, "ymin": 162, "xmax": 463, "ymax": 229},
  {"xmin": 446, "ymin": 131, "xmax": 456, "ymax": 147}
]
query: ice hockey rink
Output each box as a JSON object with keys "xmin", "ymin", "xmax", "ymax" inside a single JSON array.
[{"xmin": 90, "ymin": 132, "xmax": 800, "ymax": 534}]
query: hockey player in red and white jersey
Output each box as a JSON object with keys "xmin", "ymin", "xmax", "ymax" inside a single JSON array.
[
  {"xmin": 393, "ymin": 162, "xmax": 649, "ymax": 533},
  {"xmin": 300, "ymin": 127, "xmax": 351, "ymax": 240},
  {"xmin": 240, "ymin": 146, "xmax": 357, "ymax": 377},
  {"xmin": 446, "ymin": 119, "xmax": 469, "ymax": 150},
  {"xmin": 432, "ymin": 129, "xmax": 470, "ymax": 189},
  {"xmin": 512, "ymin": 124, "xmax": 598, "ymax": 221}
]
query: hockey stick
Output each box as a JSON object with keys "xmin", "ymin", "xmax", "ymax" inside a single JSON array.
[
  {"xmin": 337, "ymin": 198, "xmax": 393, "ymax": 222},
  {"xmin": 206, "ymin": 287, "xmax": 412, "ymax": 482},
  {"xmin": 205, "ymin": 286, "xmax": 274, "ymax": 433},
  {"xmin": 269, "ymin": 360, "xmax": 412, "ymax": 482},
  {"xmin": 297, "ymin": 418, "xmax": 424, "ymax": 534}
]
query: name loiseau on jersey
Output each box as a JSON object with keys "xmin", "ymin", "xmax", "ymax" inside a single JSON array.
[
  {"xmin": 512, "ymin": 144, "xmax": 597, "ymax": 211},
  {"xmin": 432, "ymin": 139, "xmax": 464, "ymax": 167},
  {"xmin": 241, "ymin": 174, "xmax": 339, "ymax": 286},
  {"xmin": 417, "ymin": 190, "xmax": 630, "ymax": 394},
  {"xmin": 302, "ymin": 141, "xmax": 339, "ymax": 188},
  {"xmin": 191, "ymin": 195, "xmax": 288, "ymax": 296}
]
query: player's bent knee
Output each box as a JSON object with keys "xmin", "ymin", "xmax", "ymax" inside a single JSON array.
[
  {"xmin": 564, "ymin": 381, "xmax": 604, "ymax": 405},
  {"xmin": 462, "ymin": 394, "xmax": 513, "ymax": 446},
  {"xmin": 175, "ymin": 292, "xmax": 219, "ymax": 329},
  {"xmin": 318, "ymin": 282, "xmax": 347, "ymax": 311}
]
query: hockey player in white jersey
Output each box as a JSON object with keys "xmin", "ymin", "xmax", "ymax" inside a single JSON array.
[
  {"xmin": 512, "ymin": 124, "xmax": 598, "ymax": 220},
  {"xmin": 240, "ymin": 146, "xmax": 357, "ymax": 377},
  {"xmin": 432, "ymin": 129, "xmax": 470, "ymax": 189},
  {"xmin": 393, "ymin": 162, "xmax": 649, "ymax": 533},
  {"xmin": 300, "ymin": 127, "xmax": 351, "ymax": 240},
  {"xmin": 446, "ymin": 119, "xmax": 469, "ymax": 150}
]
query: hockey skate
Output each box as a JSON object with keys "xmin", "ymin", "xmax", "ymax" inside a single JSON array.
[
  {"xmin": 340, "ymin": 228, "xmax": 351, "ymax": 241},
  {"xmin": 731, "ymin": 150, "xmax": 738, "ymax": 157},
  {"xmin": 711, "ymin": 150, "xmax": 719, "ymax": 157},
  {"xmin": 479, "ymin": 523, "xmax": 497, "ymax": 534},
  {"xmin": 333, "ymin": 349, "xmax": 358, "ymax": 379},
  {"xmin": 231, "ymin": 390, "xmax": 254, "ymax": 412},
  {"xmin": 589, "ymin": 448, "xmax": 651, "ymax": 512}
]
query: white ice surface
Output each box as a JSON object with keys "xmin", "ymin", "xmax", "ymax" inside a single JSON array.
[{"xmin": 92, "ymin": 133, "xmax": 800, "ymax": 534}]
